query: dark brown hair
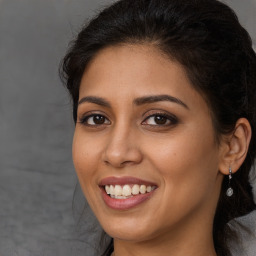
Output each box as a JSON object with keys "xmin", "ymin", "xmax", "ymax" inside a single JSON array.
[{"xmin": 60, "ymin": 0, "xmax": 256, "ymax": 255}]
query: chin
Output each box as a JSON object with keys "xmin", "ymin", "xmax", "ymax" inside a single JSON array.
[
  {"xmin": 105, "ymin": 226, "xmax": 154, "ymax": 242},
  {"xmin": 98, "ymin": 213, "xmax": 160, "ymax": 242}
]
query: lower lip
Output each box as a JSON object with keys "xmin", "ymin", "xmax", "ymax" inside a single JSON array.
[{"xmin": 101, "ymin": 188, "xmax": 156, "ymax": 210}]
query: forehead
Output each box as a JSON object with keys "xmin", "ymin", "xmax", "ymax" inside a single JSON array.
[
  {"xmin": 80, "ymin": 44, "xmax": 195, "ymax": 98},
  {"xmin": 78, "ymin": 43, "xmax": 215, "ymax": 132}
]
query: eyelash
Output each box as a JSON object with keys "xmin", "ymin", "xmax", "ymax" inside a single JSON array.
[
  {"xmin": 78, "ymin": 112, "xmax": 178, "ymax": 128},
  {"xmin": 142, "ymin": 112, "xmax": 178, "ymax": 127},
  {"xmin": 78, "ymin": 114, "xmax": 111, "ymax": 126}
]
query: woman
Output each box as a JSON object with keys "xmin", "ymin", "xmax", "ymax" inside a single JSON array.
[{"xmin": 60, "ymin": 0, "xmax": 256, "ymax": 255}]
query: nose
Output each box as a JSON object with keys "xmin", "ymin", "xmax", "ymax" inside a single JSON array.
[{"xmin": 102, "ymin": 126, "xmax": 143, "ymax": 168}]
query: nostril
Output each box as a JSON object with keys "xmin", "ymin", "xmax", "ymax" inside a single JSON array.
[
  {"xmin": 103, "ymin": 159, "xmax": 132, "ymax": 168},
  {"xmin": 102, "ymin": 134, "xmax": 143, "ymax": 167},
  {"xmin": 103, "ymin": 150, "xmax": 143, "ymax": 167},
  {"xmin": 120, "ymin": 160, "xmax": 137, "ymax": 166}
]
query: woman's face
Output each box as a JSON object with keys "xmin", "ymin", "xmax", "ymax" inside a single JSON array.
[{"xmin": 73, "ymin": 44, "xmax": 224, "ymax": 242}]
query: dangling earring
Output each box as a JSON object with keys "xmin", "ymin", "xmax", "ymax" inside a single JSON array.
[{"xmin": 226, "ymin": 167, "xmax": 233, "ymax": 197}]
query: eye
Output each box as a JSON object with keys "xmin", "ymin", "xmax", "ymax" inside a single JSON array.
[
  {"xmin": 146, "ymin": 115, "xmax": 169, "ymax": 125},
  {"xmin": 79, "ymin": 114, "xmax": 111, "ymax": 126},
  {"xmin": 142, "ymin": 113, "xmax": 178, "ymax": 126}
]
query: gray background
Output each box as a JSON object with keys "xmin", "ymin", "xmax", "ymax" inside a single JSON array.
[{"xmin": 0, "ymin": 0, "xmax": 255, "ymax": 255}]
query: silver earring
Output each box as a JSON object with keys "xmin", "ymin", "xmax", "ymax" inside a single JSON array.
[{"xmin": 226, "ymin": 167, "xmax": 233, "ymax": 197}]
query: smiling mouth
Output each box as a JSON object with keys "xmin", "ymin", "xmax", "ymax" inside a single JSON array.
[
  {"xmin": 99, "ymin": 176, "xmax": 158, "ymax": 209},
  {"xmin": 104, "ymin": 184, "xmax": 157, "ymax": 199}
]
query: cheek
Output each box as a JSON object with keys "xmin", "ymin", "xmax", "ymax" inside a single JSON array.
[
  {"xmin": 72, "ymin": 130, "xmax": 102, "ymax": 196},
  {"xmin": 145, "ymin": 127, "xmax": 219, "ymax": 199},
  {"xmin": 142, "ymin": 133, "xmax": 220, "ymax": 229}
]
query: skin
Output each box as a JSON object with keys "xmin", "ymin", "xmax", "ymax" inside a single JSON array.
[{"xmin": 72, "ymin": 44, "xmax": 251, "ymax": 256}]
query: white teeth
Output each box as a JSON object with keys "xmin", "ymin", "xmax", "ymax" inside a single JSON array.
[
  {"xmin": 111, "ymin": 195, "xmax": 127, "ymax": 199},
  {"xmin": 105, "ymin": 185, "xmax": 110, "ymax": 194},
  {"xmin": 104, "ymin": 184, "xmax": 156, "ymax": 198},
  {"xmin": 123, "ymin": 185, "xmax": 132, "ymax": 196},
  {"xmin": 114, "ymin": 185, "xmax": 123, "ymax": 196},
  {"xmin": 131, "ymin": 184, "xmax": 140, "ymax": 195},
  {"xmin": 110, "ymin": 185, "xmax": 115, "ymax": 195},
  {"xmin": 140, "ymin": 185, "xmax": 146, "ymax": 194}
]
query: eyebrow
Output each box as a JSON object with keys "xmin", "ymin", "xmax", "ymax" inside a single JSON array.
[
  {"xmin": 78, "ymin": 96, "xmax": 111, "ymax": 107},
  {"xmin": 78, "ymin": 94, "xmax": 188, "ymax": 109},
  {"xmin": 134, "ymin": 94, "xmax": 189, "ymax": 109}
]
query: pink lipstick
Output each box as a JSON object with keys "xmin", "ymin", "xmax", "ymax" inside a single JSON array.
[{"xmin": 99, "ymin": 176, "xmax": 157, "ymax": 210}]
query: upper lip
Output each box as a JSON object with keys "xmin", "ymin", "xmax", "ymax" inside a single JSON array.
[{"xmin": 99, "ymin": 176, "xmax": 157, "ymax": 186}]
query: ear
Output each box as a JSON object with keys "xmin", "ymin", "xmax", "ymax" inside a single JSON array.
[{"xmin": 218, "ymin": 118, "xmax": 252, "ymax": 175}]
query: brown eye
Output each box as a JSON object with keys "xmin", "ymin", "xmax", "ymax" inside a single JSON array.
[
  {"xmin": 80, "ymin": 114, "xmax": 110, "ymax": 126},
  {"xmin": 92, "ymin": 115, "xmax": 106, "ymax": 124},
  {"xmin": 144, "ymin": 115, "xmax": 171, "ymax": 126},
  {"xmin": 142, "ymin": 113, "xmax": 178, "ymax": 127},
  {"xmin": 154, "ymin": 115, "xmax": 168, "ymax": 125}
]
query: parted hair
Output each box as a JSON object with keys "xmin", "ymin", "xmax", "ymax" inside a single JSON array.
[{"xmin": 60, "ymin": 0, "xmax": 256, "ymax": 255}]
